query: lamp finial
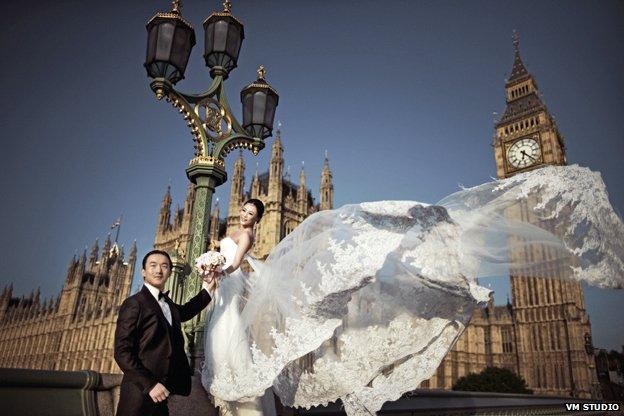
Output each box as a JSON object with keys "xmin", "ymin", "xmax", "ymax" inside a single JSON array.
[
  {"xmin": 223, "ymin": 0, "xmax": 232, "ymax": 13},
  {"xmin": 171, "ymin": 0, "xmax": 181, "ymax": 14},
  {"xmin": 257, "ymin": 65, "xmax": 266, "ymax": 80}
]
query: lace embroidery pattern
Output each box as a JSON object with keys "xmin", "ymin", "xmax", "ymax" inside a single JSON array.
[{"xmin": 201, "ymin": 166, "xmax": 623, "ymax": 416}]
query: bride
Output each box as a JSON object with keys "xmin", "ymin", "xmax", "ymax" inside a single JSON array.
[
  {"xmin": 202, "ymin": 198, "xmax": 277, "ymax": 416},
  {"xmin": 201, "ymin": 165, "xmax": 624, "ymax": 416}
]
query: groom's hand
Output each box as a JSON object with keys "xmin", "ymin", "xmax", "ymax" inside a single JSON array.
[{"xmin": 149, "ymin": 382, "xmax": 170, "ymax": 403}]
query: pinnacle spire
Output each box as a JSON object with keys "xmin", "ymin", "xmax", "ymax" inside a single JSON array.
[
  {"xmin": 320, "ymin": 151, "xmax": 334, "ymax": 211},
  {"xmin": 162, "ymin": 185, "xmax": 172, "ymax": 205},
  {"xmin": 272, "ymin": 132, "xmax": 282, "ymax": 149},
  {"xmin": 68, "ymin": 253, "xmax": 77, "ymax": 269},
  {"xmin": 322, "ymin": 151, "xmax": 331, "ymax": 171},
  {"xmin": 272, "ymin": 121, "xmax": 283, "ymax": 156},
  {"xmin": 159, "ymin": 185, "xmax": 173, "ymax": 230},
  {"xmin": 235, "ymin": 150, "xmax": 244, "ymax": 167},
  {"xmin": 299, "ymin": 162, "xmax": 306, "ymax": 185},
  {"xmin": 104, "ymin": 233, "xmax": 112, "ymax": 250},
  {"xmin": 90, "ymin": 239, "xmax": 99, "ymax": 262},
  {"xmin": 508, "ymin": 30, "xmax": 529, "ymax": 83},
  {"xmin": 276, "ymin": 120, "xmax": 282, "ymax": 138}
]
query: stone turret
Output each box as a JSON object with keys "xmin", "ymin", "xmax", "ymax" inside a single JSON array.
[
  {"xmin": 65, "ymin": 254, "xmax": 78, "ymax": 284},
  {"xmin": 209, "ymin": 200, "xmax": 221, "ymax": 249},
  {"xmin": 158, "ymin": 186, "xmax": 172, "ymax": 233},
  {"xmin": 297, "ymin": 164, "xmax": 308, "ymax": 216},
  {"xmin": 89, "ymin": 239, "xmax": 99, "ymax": 269},
  {"xmin": 320, "ymin": 153, "xmax": 334, "ymax": 211},
  {"xmin": 251, "ymin": 163, "xmax": 261, "ymax": 198},
  {"xmin": 228, "ymin": 152, "xmax": 246, "ymax": 231},
  {"xmin": 267, "ymin": 131, "xmax": 284, "ymax": 201}
]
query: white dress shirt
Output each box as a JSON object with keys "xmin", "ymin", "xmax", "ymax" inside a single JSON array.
[{"xmin": 144, "ymin": 282, "xmax": 172, "ymax": 326}]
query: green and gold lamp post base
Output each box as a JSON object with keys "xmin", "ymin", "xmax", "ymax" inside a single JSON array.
[{"xmin": 144, "ymin": 0, "xmax": 279, "ymax": 370}]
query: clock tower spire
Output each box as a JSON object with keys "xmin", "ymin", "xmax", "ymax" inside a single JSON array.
[{"xmin": 493, "ymin": 32, "xmax": 567, "ymax": 179}]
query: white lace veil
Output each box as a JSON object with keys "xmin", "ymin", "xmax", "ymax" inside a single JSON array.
[{"xmin": 209, "ymin": 165, "xmax": 623, "ymax": 415}]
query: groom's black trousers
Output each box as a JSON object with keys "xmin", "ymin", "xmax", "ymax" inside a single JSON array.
[{"xmin": 117, "ymin": 381, "xmax": 169, "ymax": 416}]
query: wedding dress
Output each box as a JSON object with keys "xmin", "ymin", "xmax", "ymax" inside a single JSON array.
[
  {"xmin": 202, "ymin": 237, "xmax": 277, "ymax": 416},
  {"xmin": 201, "ymin": 165, "xmax": 624, "ymax": 416}
]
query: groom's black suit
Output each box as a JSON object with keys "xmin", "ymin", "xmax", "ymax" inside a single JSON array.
[{"xmin": 114, "ymin": 285, "xmax": 211, "ymax": 416}]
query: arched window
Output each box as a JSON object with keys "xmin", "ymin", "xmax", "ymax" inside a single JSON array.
[{"xmin": 283, "ymin": 220, "xmax": 297, "ymax": 237}]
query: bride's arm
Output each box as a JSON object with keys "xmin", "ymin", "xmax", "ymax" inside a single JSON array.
[{"xmin": 224, "ymin": 233, "xmax": 252, "ymax": 274}]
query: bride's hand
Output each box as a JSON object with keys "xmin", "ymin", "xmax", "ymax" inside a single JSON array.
[{"xmin": 202, "ymin": 272, "xmax": 219, "ymax": 293}]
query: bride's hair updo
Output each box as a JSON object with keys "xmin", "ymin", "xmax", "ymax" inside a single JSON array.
[{"xmin": 244, "ymin": 198, "xmax": 265, "ymax": 221}]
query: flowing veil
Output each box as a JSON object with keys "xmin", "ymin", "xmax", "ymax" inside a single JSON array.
[{"xmin": 206, "ymin": 165, "xmax": 623, "ymax": 416}]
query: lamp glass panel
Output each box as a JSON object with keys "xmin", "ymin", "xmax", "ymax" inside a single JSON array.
[
  {"xmin": 243, "ymin": 93, "xmax": 253, "ymax": 124},
  {"xmin": 147, "ymin": 26, "xmax": 158, "ymax": 61},
  {"xmin": 213, "ymin": 20, "xmax": 228, "ymax": 51},
  {"xmin": 172, "ymin": 28, "xmax": 190, "ymax": 69},
  {"xmin": 205, "ymin": 23, "xmax": 214, "ymax": 53},
  {"xmin": 226, "ymin": 25, "xmax": 241, "ymax": 58},
  {"xmin": 265, "ymin": 94, "xmax": 277, "ymax": 128},
  {"xmin": 156, "ymin": 23, "xmax": 175, "ymax": 60},
  {"xmin": 252, "ymin": 91, "xmax": 267, "ymax": 124}
]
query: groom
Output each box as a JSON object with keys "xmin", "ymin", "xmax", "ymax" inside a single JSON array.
[{"xmin": 114, "ymin": 249, "xmax": 215, "ymax": 416}]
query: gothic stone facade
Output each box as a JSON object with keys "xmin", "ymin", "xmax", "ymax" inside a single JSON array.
[
  {"xmin": 0, "ymin": 237, "xmax": 136, "ymax": 373},
  {"xmin": 154, "ymin": 129, "xmax": 334, "ymax": 261},
  {"xmin": 226, "ymin": 132, "xmax": 334, "ymax": 260}
]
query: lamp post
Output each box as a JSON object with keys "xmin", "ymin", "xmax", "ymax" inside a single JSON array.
[{"xmin": 144, "ymin": 0, "xmax": 279, "ymax": 370}]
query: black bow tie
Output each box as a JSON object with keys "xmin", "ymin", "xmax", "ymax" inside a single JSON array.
[{"xmin": 158, "ymin": 291, "xmax": 170, "ymax": 300}]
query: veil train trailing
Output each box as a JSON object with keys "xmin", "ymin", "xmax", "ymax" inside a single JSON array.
[{"xmin": 202, "ymin": 165, "xmax": 623, "ymax": 416}]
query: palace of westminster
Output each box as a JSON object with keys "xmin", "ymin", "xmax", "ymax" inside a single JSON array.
[{"xmin": 0, "ymin": 40, "xmax": 602, "ymax": 398}]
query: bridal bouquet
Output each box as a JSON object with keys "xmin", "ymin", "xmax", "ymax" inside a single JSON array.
[{"xmin": 195, "ymin": 251, "xmax": 226, "ymax": 282}]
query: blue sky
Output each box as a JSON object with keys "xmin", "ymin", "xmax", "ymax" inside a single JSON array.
[{"xmin": 1, "ymin": 0, "xmax": 622, "ymax": 350}]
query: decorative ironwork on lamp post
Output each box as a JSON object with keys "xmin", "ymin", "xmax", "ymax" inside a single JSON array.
[{"xmin": 144, "ymin": 0, "xmax": 279, "ymax": 369}]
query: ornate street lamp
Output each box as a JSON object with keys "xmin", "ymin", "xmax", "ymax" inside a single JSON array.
[
  {"xmin": 144, "ymin": 0, "xmax": 195, "ymax": 84},
  {"xmin": 241, "ymin": 66, "xmax": 280, "ymax": 139},
  {"xmin": 143, "ymin": 0, "xmax": 279, "ymax": 369},
  {"xmin": 203, "ymin": 0, "xmax": 244, "ymax": 78}
]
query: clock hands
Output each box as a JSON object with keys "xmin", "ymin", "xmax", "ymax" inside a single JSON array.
[
  {"xmin": 521, "ymin": 150, "xmax": 537, "ymax": 162},
  {"xmin": 508, "ymin": 139, "xmax": 539, "ymax": 168}
]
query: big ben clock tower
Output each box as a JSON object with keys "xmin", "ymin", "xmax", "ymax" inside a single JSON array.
[
  {"xmin": 493, "ymin": 33, "xmax": 567, "ymax": 178},
  {"xmin": 492, "ymin": 33, "xmax": 599, "ymax": 398}
]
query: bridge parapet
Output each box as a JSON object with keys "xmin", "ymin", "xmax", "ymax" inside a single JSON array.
[{"xmin": 0, "ymin": 369, "xmax": 621, "ymax": 416}]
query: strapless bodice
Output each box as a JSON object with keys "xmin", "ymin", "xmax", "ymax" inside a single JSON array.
[{"xmin": 219, "ymin": 237, "xmax": 238, "ymax": 269}]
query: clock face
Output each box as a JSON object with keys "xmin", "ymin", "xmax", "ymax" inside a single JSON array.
[{"xmin": 507, "ymin": 138, "xmax": 541, "ymax": 169}]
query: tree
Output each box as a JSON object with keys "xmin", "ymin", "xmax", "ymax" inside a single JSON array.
[
  {"xmin": 607, "ymin": 350, "xmax": 624, "ymax": 375},
  {"xmin": 452, "ymin": 367, "xmax": 533, "ymax": 394}
]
